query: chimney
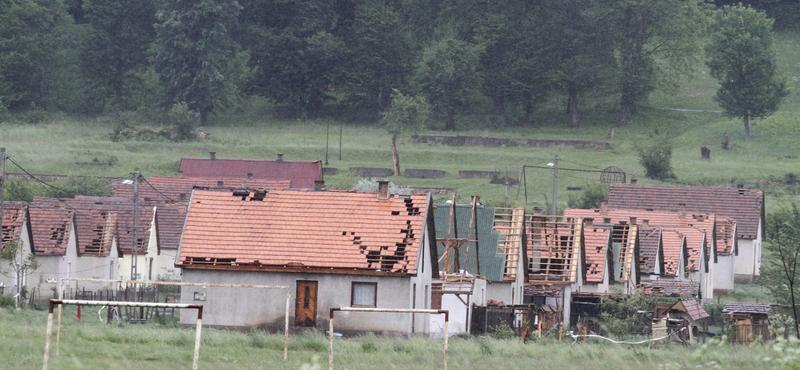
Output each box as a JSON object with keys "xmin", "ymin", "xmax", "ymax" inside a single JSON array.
[
  {"xmin": 603, "ymin": 217, "xmax": 612, "ymax": 224},
  {"xmin": 58, "ymin": 199, "xmax": 66, "ymax": 209},
  {"xmin": 738, "ymin": 184, "xmax": 745, "ymax": 195},
  {"xmin": 584, "ymin": 218, "xmax": 594, "ymax": 228},
  {"xmin": 600, "ymin": 202, "xmax": 608, "ymax": 215},
  {"xmin": 533, "ymin": 206, "xmax": 542, "ymax": 215},
  {"xmin": 247, "ymin": 173, "xmax": 253, "ymax": 180},
  {"xmin": 630, "ymin": 175, "xmax": 637, "ymax": 185},
  {"xmin": 314, "ymin": 180, "xmax": 326, "ymax": 191},
  {"xmin": 277, "ymin": 153, "xmax": 284, "ymax": 162},
  {"xmin": 629, "ymin": 216, "xmax": 637, "ymax": 225},
  {"xmin": 377, "ymin": 180, "xmax": 390, "ymax": 200},
  {"xmin": 678, "ymin": 203, "xmax": 686, "ymax": 218},
  {"xmin": 250, "ymin": 189, "xmax": 267, "ymax": 201},
  {"xmin": 642, "ymin": 219, "xmax": 650, "ymax": 227},
  {"xmin": 209, "ymin": 151, "xmax": 216, "ymax": 160},
  {"xmin": 241, "ymin": 181, "xmax": 247, "ymax": 188}
]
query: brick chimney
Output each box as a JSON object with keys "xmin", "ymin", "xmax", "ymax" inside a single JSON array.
[
  {"xmin": 277, "ymin": 153, "xmax": 284, "ymax": 162},
  {"xmin": 377, "ymin": 180, "xmax": 390, "ymax": 200},
  {"xmin": 209, "ymin": 151, "xmax": 216, "ymax": 160},
  {"xmin": 629, "ymin": 216, "xmax": 637, "ymax": 225},
  {"xmin": 642, "ymin": 219, "xmax": 650, "ymax": 227},
  {"xmin": 584, "ymin": 218, "xmax": 594, "ymax": 228},
  {"xmin": 678, "ymin": 203, "xmax": 686, "ymax": 218},
  {"xmin": 630, "ymin": 175, "xmax": 637, "ymax": 185}
]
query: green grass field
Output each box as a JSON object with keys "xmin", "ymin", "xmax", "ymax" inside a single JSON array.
[{"xmin": 3, "ymin": 307, "xmax": 796, "ymax": 370}]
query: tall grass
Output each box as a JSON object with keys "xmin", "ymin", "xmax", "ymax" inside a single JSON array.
[{"xmin": 1, "ymin": 307, "xmax": 793, "ymax": 370}]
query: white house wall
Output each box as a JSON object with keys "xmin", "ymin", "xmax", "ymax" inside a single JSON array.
[
  {"xmin": 714, "ymin": 254, "xmax": 735, "ymax": 293},
  {"xmin": 180, "ymin": 269, "xmax": 423, "ymax": 335}
]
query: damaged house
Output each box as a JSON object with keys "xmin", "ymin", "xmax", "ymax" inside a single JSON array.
[{"xmin": 176, "ymin": 183, "xmax": 438, "ymax": 335}]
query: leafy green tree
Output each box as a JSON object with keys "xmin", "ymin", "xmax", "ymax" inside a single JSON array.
[
  {"xmin": 760, "ymin": 206, "xmax": 800, "ymax": 339},
  {"xmin": 612, "ymin": 0, "xmax": 710, "ymax": 126},
  {"xmin": 153, "ymin": 0, "xmax": 242, "ymax": 125},
  {"xmin": 338, "ymin": 1, "xmax": 415, "ymax": 123},
  {"xmin": 239, "ymin": 0, "xmax": 345, "ymax": 120},
  {"xmin": 0, "ymin": 0, "xmax": 71, "ymax": 112},
  {"xmin": 416, "ymin": 38, "xmax": 482, "ymax": 131},
  {"xmin": 1, "ymin": 240, "xmax": 39, "ymax": 308},
  {"xmin": 381, "ymin": 90, "xmax": 431, "ymax": 176},
  {"xmin": 567, "ymin": 183, "xmax": 609, "ymax": 209},
  {"xmin": 81, "ymin": 0, "xmax": 156, "ymax": 120},
  {"xmin": 706, "ymin": 5, "xmax": 788, "ymax": 138},
  {"xmin": 635, "ymin": 135, "xmax": 676, "ymax": 181}
]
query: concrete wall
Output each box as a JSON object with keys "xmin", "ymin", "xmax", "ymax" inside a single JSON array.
[
  {"xmin": 735, "ymin": 238, "xmax": 761, "ymax": 282},
  {"xmin": 180, "ymin": 270, "xmax": 424, "ymax": 334},
  {"xmin": 431, "ymin": 279, "xmax": 486, "ymax": 335},
  {"xmin": 713, "ymin": 254, "xmax": 735, "ymax": 293}
]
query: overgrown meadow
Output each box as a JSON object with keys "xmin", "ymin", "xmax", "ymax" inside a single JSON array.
[{"xmin": 3, "ymin": 307, "xmax": 797, "ymax": 370}]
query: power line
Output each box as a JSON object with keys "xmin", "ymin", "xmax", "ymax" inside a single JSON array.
[{"xmin": 6, "ymin": 156, "xmax": 63, "ymax": 191}]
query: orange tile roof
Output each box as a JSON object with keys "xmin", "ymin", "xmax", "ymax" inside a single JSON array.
[
  {"xmin": 179, "ymin": 157, "xmax": 322, "ymax": 188},
  {"xmin": 565, "ymin": 208, "xmax": 710, "ymax": 273},
  {"xmin": 525, "ymin": 216, "xmax": 581, "ymax": 283},
  {"xmin": 608, "ymin": 184, "xmax": 763, "ymax": 240},
  {"xmin": 29, "ymin": 208, "xmax": 72, "ymax": 256},
  {"xmin": 638, "ymin": 226, "xmax": 661, "ymax": 275},
  {"xmin": 1, "ymin": 202, "xmax": 26, "ymax": 248},
  {"xmin": 660, "ymin": 229, "xmax": 686, "ymax": 277},
  {"xmin": 32, "ymin": 197, "xmax": 119, "ymax": 257},
  {"xmin": 177, "ymin": 189, "xmax": 430, "ymax": 275},
  {"xmin": 716, "ymin": 217, "xmax": 736, "ymax": 256},
  {"xmin": 582, "ymin": 224, "xmax": 610, "ymax": 283}
]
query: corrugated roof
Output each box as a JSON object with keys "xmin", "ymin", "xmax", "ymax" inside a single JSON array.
[
  {"xmin": 608, "ymin": 184, "xmax": 764, "ymax": 240},
  {"xmin": 179, "ymin": 157, "xmax": 322, "ymax": 188},
  {"xmin": 433, "ymin": 203, "xmax": 503, "ymax": 282},
  {"xmin": 29, "ymin": 208, "xmax": 72, "ymax": 256},
  {"xmin": 177, "ymin": 189, "xmax": 430, "ymax": 275}
]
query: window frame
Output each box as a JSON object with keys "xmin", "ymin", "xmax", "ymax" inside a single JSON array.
[{"xmin": 350, "ymin": 281, "xmax": 378, "ymax": 307}]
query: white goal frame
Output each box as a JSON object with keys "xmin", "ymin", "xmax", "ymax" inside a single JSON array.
[
  {"xmin": 43, "ymin": 299, "xmax": 204, "ymax": 370},
  {"xmin": 328, "ymin": 307, "xmax": 450, "ymax": 370},
  {"xmin": 58, "ymin": 277, "xmax": 292, "ymax": 360}
]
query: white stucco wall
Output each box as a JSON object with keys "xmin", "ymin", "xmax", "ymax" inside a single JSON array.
[{"xmin": 713, "ymin": 254, "xmax": 735, "ymax": 293}]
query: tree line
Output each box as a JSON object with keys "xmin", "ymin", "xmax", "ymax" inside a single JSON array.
[{"xmin": 0, "ymin": 0, "xmax": 792, "ymax": 132}]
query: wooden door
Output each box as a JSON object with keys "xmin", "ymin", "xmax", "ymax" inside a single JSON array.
[{"xmin": 295, "ymin": 281, "xmax": 318, "ymax": 327}]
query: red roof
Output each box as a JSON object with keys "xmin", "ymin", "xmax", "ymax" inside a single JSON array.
[
  {"xmin": 29, "ymin": 208, "xmax": 72, "ymax": 256},
  {"xmin": 582, "ymin": 224, "xmax": 610, "ymax": 283},
  {"xmin": 33, "ymin": 197, "xmax": 121, "ymax": 257},
  {"xmin": 638, "ymin": 226, "xmax": 661, "ymax": 275},
  {"xmin": 608, "ymin": 184, "xmax": 763, "ymax": 240},
  {"xmin": 1, "ymin": 202, "xmax": 26, "ymax": 248},
  {"xmin": 112, "ymin": 176, "xmax": 292, "ymax": 203},
  {"xmin": 179, "ymin": 157, "xmax": 322, "ymax": 188},
  {"xmin": 177, "ymin": 189, "xmax": 430, "ymax": 275}
]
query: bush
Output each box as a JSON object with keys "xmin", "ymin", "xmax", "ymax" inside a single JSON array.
[
  {"xmin": 0, "ymin": 294, "xmax": 14, "ymax": 308},
  {"xmin": 636, "ymin": 136, "xmax": 676, "ymax": 181},
  {"xmin": 567, "ymin": 183, "xmax": 609, "ymax": 209},
  {"xmin": 168, "ymin": 102, "xmax": 197, "ymax": 141}
]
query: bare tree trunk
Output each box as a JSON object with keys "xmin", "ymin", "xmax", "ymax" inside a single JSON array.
[
  {"xmin": 391, "ymin": 134, "xmax": 400, "ymax": 176},
  {"xmin": 568, "ymin": 89, "xmax": 579, "ymax": 128},
  {"xmin": 744, "ymin": 114, "xmax": 751, "ymax": 138}
]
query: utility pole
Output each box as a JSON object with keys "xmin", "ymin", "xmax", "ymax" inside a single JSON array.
[
  {"xmin": 0, "ymin": 148, "xmax": 5, "ymax": 247},
  {"xmin": 551, "ymin": 155, "xmax": 558, "ymax": 216},
  {"xmin": 131, "ymin": 168, "xmax": 139, "ymax": 281}
]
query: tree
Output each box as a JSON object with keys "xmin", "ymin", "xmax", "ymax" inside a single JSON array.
[
  {"xmin": 0, "ymin": 240, "xmax": 39, "ymax": 308},
  {"xmin": 81, "ymin": 0, "xmax": 156, "ymax": 121},
  {"xmin": 706, "ymin": 5, "xmax": 788, "ymax": 138},
  {"xmin": 381, "ymin": 90, "xmax": 431, "ymax": 176},
  {"xmin": 238, "ymin": 0, "xmax": 345, "ymax": 120},
  {"xmin": 0, "ymin": 0, "xmax": 71, "ymax": 112},
  {"xmin": 760, "ymin": 205, "xmax": 800, "ymax": 339},
  {"xmin": 612, "ymin": 0, "xmax": 710, "ymax": 126},
  {"xmin": 416, "ymin": 38, "xmax": 482, "ymax": 131},
  {"xmin": 153, "ymin": 0, "xmax": 242, "ymax": 125},
  {"xmin": 338, "ymin": 1, "xmax": 415, "ymax": 123}
]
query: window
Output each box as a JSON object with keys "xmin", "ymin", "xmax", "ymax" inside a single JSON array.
[{"xmin": 351, "ymin": 282, "xmax": 377, "ymax": 307}]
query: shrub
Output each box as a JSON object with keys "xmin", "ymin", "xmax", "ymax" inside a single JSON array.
[
  {"xmin": 567, "ymin": 183, "xmax": 609, "ymax": 209},
  {"xmin": 168, "ymin": 102, "xmax": 197, "ymax": 141},
  {"xmin": 0, "ymin": 294, "xmax": 14, "ymax": 308},
  {"xmin": 490, "ymin": 324, "xmax": 517, "ymax": 340},
  {"xmin": 636, "ymin": 136, "xmax": 676, "ymax": 181}
]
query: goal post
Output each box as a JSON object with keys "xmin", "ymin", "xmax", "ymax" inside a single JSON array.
[
  {"xmin": 328, "ymin": 307, "xmax": 450, "ymax": 370},
  {"xmin": 43, "ymin": 299, "xmax": 204, "ymax": 370},
  {"xmin": 57, "ymin": 277, "xmax": 292, "ymax": 361}
]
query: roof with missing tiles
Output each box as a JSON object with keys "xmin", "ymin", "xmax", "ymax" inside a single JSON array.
[
  {"xmin": 179, "ymin": 157, "xmax": 322, "ymax": 189},
  {"xmin": 608, "ymin": 184, "xmax": 763, "ymax": 240},
  {"xmin": 582, "ymin": 224, "xmax": 611, "ymax": 283},
  {"xmin": 177, "ymin": 189, "xmax": 431, "ymax": 276},
  {"xmin": 28, "ymin": 207, "xmax": 72, "ymax": 256},
  {"xmin": 32, "ymin": 197, "xmax": 120, "ymax": 257},
  {"xmin": 639, "ymin": 280, "xmax": 699, "ymax": 298},
  {"xmin": 638, "ymin": 225, "xmax": 661, "ymax": 275},
  {"xmin": 1, "ymin": 202, "xmax": 26, "ymax": 248}
]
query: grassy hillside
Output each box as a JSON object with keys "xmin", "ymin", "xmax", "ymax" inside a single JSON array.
[{"xmin": 2, "ymin": 32, "xmax": 800, "ymax": 213}]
